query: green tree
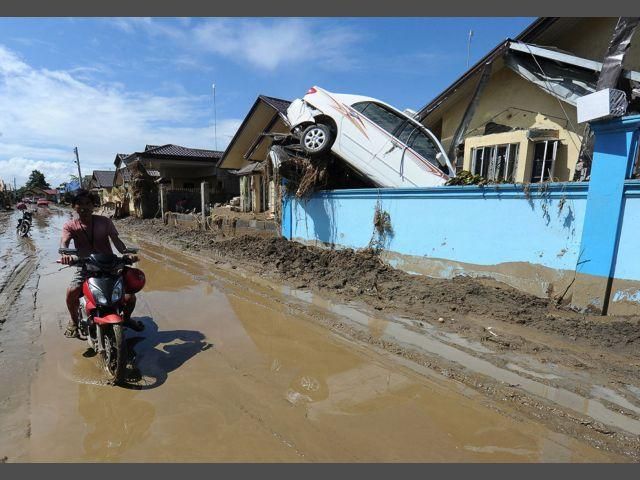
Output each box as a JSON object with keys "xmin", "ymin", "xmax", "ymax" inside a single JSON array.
[{"xmin": 26, "ymin": 170, "xmax": 51, "ymax": 190}]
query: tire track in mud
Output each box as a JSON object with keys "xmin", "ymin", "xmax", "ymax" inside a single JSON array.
[{"xmin": 0, "ymin": 255, "xmax": 38, "ymax": 328}]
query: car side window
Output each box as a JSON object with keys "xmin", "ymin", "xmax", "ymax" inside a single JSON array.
[
  {"xmin": 396, "ymin": 122, "xmax": 418, "ymax": 145},
  {"xmin": 351, "ymin": 102, "xmax": 371, "ymax": 113},
  {"xmin": 355, "ymin": 102, "xmax": 405, "ymax": 134},
  {"xmin": 410, "ymin": 130, "xmax": 439, "ymax": 163}
]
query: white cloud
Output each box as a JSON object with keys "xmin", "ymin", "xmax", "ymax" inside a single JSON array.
[
  {"xmin": 109, "ymin": 18, "xmax": 364, "ymax": 72},
  {"xmin": 0, "ymin": 44, "xmax": 241, "ymax": 188},
  {"xmin": 0, "ymin": 157, "xmax": 74, "ymax": 189}
]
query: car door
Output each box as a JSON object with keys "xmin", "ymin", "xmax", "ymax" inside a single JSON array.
[
  {"xmin": 338, "ymin": 101, "xmax": 376, "ymax": 166},
  {"xmin": 340, "ymin": 102, "xmax": 404, "ymax": 162},
  {"xmin": 403, "ymin": 128, "xmax": 450, "ymax": 186},
  {"xmin": 374, "ymin": 121, "xmax": 420, "ymax": 187}
]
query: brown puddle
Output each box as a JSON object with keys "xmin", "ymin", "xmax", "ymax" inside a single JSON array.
[{"xmin": 2, "ymin": 213, "xmax": 628, "ymax": 462}]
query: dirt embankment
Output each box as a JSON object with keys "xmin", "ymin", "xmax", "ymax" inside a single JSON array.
[
  {"xmin": 116, "ymin": 217, "xmax": 640, "ymax": 460},
  {"xmin": 116, "ymin": 217, "xmax": 640, "ymax": 355}
]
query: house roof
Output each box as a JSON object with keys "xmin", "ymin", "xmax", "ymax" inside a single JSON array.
[
  {"xmin": 43, "ymin": 189, "xmax": 58, "ymax": 195},
  {"xmin": 232, "ymin": 162, "xmax": 264, "ymax": 176},
  {"xmin": 217, "ymin": 94, "xmax": 292, "ymax": 170},
  {"xmin": 141, "ymin": 144, "xmax": 224, "ymax": 160},
  {"xmin": 116, "ymin": 167, "xmax": 131, "ymax": 183},
  {"xmin": 113, "ymin": 153, "xmax": 130, "ymax": 168},
  {"xmin": 92, "ymin": 170, "xmax": 115, "ymax": 188},
  {"xmin": 258, "ymin": 95, "xmax": 292, "ymax": 115}
]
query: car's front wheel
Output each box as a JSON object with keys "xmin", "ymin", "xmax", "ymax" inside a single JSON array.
[{"xmin": 301, "ymin": 123, "xmax": 334, "ymax": 156}]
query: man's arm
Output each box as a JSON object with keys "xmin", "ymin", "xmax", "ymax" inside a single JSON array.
[
  {"xmin": 60, "ymin": 223, "xmax": 74, "ymax": 264},
  {"xmin": 60, "ymin": 223, "xmax": 72, "ymax": 248}
]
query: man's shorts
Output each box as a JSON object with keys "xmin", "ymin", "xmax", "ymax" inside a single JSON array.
[{"xmin": 69, "ymin": 268, "xmax": 88, "ymax": 289}]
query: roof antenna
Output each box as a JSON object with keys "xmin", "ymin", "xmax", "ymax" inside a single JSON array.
[
  {"xmin": 212, "ymin": 83, "xmax": 218, "ymax": 151},
  {"xmin": 466, "ymin": 30, "xmax": 474, "ymax": 68}
]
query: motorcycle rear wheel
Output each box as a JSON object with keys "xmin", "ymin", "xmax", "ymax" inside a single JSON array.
[{"xmin": 101, "ymin": 324, "xmax": 126, "ymax": 385}]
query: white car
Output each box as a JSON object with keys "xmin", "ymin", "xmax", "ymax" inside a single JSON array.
[{"xmin": 285, "ymin": 86, "xmax": 455, "ymax": 188}]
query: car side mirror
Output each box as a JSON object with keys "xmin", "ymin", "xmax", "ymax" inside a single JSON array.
[{"xmin": 435, "ymin": 152, "xmax": 446, "ymax": 167}]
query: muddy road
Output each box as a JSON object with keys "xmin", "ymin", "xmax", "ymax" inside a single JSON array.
[{"xmin": 0, "ymin": 208, "xmax": 638, "ymax": 462}]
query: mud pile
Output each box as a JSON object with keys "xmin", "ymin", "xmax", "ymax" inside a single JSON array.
[{"xmin": 116, "ymin": 217, "xmax": 640, "ymax": 352}]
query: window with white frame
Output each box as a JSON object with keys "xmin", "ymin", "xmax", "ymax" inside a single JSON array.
[
  {"xmin": 530, "ymin": 140, "xmax": 558, "ymax": 183},
  {"xmin": 470, "ymin": 143, "xmax": 519, "ymax": 182}
]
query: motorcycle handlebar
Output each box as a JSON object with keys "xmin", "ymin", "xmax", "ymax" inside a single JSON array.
[{"xmin": 56, "ymin": 254, "xmax": 135, "ymax": 266}]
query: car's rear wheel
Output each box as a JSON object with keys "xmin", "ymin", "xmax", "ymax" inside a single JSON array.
[{"xmin": 301, "ymin": 123, "xmax": 334, "ymax": 156}]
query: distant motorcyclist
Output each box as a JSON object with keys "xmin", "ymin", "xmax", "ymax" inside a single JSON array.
[{"xmin": 60, "ymin": 189, "xmax": 144, "ymax": 338}]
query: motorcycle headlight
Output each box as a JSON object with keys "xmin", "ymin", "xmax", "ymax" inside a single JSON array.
[
  {"xmin": 90, "ymin": 285, "xmax": 108, "ymax": 305},
  {"xmin": 111, "ymin": 279, "xmax": 123, "ymax": 303}
]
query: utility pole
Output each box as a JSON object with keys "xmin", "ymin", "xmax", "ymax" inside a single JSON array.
[
  {"xmin": 74, "ymin": 146, "xmax": 83, "ymax": 189},
  {"xmin": 466, "ymin": 30, "xmax": 474, "ymax": 68},
  {"xmin": 212, "ymin": 83, "xmax": 218, "ymax": 151}
]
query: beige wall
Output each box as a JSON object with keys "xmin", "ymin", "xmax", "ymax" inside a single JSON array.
[{"xmin": 550, "ymin": 18, "xmax": 640, "ymax": 71}]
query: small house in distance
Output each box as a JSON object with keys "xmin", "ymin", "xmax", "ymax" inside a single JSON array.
[
  {"xmin": 113, "ymin": 144, "xmax": 240, "ymax": 216},
  {"xmin": 217, "ymin": 95, "xmax": 292, "ymax": 214},
  {"xmin": 89, "ymin": 170, "xmax": 116, "ymax": 205}
]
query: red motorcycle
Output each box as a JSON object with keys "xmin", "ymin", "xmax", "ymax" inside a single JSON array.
[{"xmin": 58, "ymin": 248, "xmax": 146, "ymax": 384}]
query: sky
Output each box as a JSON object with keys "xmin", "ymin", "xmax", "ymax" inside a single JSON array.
[{"xmin": 0, "ymin": 17, "xmax": 535, "ymax": 188}]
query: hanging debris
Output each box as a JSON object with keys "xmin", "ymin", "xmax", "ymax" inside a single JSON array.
[
  {"xmin": 445, "ymin": 170, "xmax": 490, "ymax": 186},
  {"xmin": 128, "ymin": 160, "xmax": 158, "ymax": 219},
  {"xmin": 274, "ymin": 143, "xmax": 375, "ymax": 198}
]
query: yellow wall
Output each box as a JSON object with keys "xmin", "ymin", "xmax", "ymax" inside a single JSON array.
[
  {"xmin": 440, "ymin": 68, "xmax": 583, "ymax": 181},
  {"xmin": 428, "ymin": 18, "xmax": 640, "ymax": 183},
  {"xmin": 463, "ymin": 129, "xmax": 568, "ymax": 183}
]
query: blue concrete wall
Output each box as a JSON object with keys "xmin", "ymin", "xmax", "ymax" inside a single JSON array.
[
  {"xmin": 612, "ymin": 183, "xmax": 640, "ymax": 281},
  {"xmin": 285, "ymin": 183, "xmax": 588, "ymax": 274},
  {"xmin": 283, "ymin": 115, "xmax": 640, "ymax": 313}
]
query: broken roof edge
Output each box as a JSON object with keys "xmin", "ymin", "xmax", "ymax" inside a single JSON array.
[
  {"xmin": 217, "ymin": 94, "xmax": 291, "ymax": 169},
  {"xmin": 508, "ymin": 41, "xmax": 640, "ymax": 82},
  {"xmin": 258, "ymin": 95, "xmax": 292, "ymax": 115}
]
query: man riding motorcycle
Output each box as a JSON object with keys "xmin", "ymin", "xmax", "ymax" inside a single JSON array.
[{"xmin": 60, "ymin": 189, "xmax": 144, "ymax": 338}]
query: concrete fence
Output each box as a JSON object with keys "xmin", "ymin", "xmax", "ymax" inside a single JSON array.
[{"xmin": 282, "ymin": 115, "xmax": 640, "ymax": 316}]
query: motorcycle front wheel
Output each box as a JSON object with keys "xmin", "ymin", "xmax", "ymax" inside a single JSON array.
[
  {"xmin": 18, "ymin": 222, "xmax": 30, "ymax": 237},
  {"xmin": 101, "ymin": 324, "xmax": 126, "ymax": 385}
]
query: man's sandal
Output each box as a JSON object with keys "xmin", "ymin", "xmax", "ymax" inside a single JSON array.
[{"xmin": 64, "ymin": 322, "xmax": 79, "ymax": 339}]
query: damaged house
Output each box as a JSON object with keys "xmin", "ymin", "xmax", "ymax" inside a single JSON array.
[
  {"xmin": 217, "ymin": 95, "xmax": 292, "ymax": 214},
  {"xmin": 113, "ymin": 144, "xmax": 239, "ymax": 218},
  {"xmin": 417, "ymin": 17, "xmax": 640, "ymax": 184},
  {"xmin": 89, "ymin": 170, "xmax": 116, "ymax": 205}
]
